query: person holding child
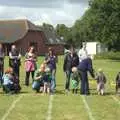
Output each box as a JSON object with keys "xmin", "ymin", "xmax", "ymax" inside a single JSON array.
[
  {"xmin": 95, "ymin": 69, "xmax": 107, "ymax": 95},
  {"xmin": 25, "ymin": 46, "xmax": 37, "ymax": 86},
  {"xmin": 78, "ymin": 57, "xmax": 95, "ymax": 95},
  {"xmin": 63, "ymin": 46, "xmax": 79, "ymax": 93}
]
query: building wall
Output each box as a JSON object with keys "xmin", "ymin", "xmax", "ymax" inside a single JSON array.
[{"xmin": 14, "ymin": 31, "xmax": 64, "ymax": 55}]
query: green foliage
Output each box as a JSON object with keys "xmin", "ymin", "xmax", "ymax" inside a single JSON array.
[
  {"xmin": 73, "ymin": 0, "xmax": 120, "ymax": 50},
  {"xmin": 95, "ymin": 52, "xmax": 120, "ymax": 60},
  {"xmin": 55, "ymin": 0, "xmax": 120, "ymax": 50}
]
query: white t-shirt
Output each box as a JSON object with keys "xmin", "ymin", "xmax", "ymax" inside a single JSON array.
[{"xmin": 78, "ymin": 48, "xmax": 88, "ymax": 62}]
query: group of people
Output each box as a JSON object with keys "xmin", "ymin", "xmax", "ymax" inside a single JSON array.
[
  {"xmin": 0, "ymin": 44, "xmax": 21, "ymax": 93},
  {"xmin": 64, "ymin": 44, "xmax": 120, "ymax": 95},
  {"xmin": 0, "ymin": 44, "xmax": 57, "ymax": 94},
  {"xmin": 0, "ymin": 43, "xmax": 120, "ymax": 95}
]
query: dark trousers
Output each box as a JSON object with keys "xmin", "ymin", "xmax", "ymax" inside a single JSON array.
[
  {"xmin": 25, "ymin": 71, "xmax": 35, "ymax": 86},
  {"xmin": 13, "ymin": 66, "xmax": 19, "ymax": 77},
  {"xmin": 0, "ymin": 64, "xmax": 4, "ymax": 85},
  {"xmin": 65, "ymin": 71, "xmax": 71, "ymax": 90},
  {"xmin": 80, "ymin": 71, "xmax": 90, "ymax": 95},
  {"xmin": 3, "ymin": 84, "xmax": 14, "ymax": 93}
]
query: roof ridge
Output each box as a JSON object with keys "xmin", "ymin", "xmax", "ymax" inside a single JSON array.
[{"xmin": 24, "ymin": 19, "xmax": 29, "ymax": 30}]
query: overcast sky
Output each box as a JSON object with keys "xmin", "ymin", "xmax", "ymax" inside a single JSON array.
[{"xmin": 0, "ymin": 0, "xmax": 89, "ymax": 27}]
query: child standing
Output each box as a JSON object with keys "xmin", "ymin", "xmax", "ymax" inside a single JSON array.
[
  {"xmin": 43, "ymin": 67, "xmax": 52, "ymax": 94},
  {"xmin": 115, "ymin": 72, "xmax": 120, "ymax": 93},
  {"xmin": 71, "ymin": 67, "xmax": 79, "ymax": 94},
  {"xmin": 95, "ymin": 69, "xmax": 107, "ymax": 95}
]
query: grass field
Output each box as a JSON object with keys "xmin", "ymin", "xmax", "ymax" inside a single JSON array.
[{"xmin": 0, "ymin": 56, "xmax": 120, "ymax": 120}]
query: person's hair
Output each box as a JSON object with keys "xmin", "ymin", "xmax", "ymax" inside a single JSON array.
[
  {"xmin": 40, "ymin": 63, "xmax": 46, "ymax": 72},
  {"xmin": 48, "ymin": 47, "xmax": 55, "ymax": 56},
  {"xmin": 5, "ymin": 68, "xmax": 13, "ymax": 74},
  {"xmin": 28, "ymin": 46, "xmax": 35, "ymax": 53},
  {"xmin": 0, "ymin": 43, "xmax": 3, "ymax": 47}
]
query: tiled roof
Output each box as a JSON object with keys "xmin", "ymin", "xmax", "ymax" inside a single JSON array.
[
  {"xmin": 38, "ymin": 26, "xmax": 65, "ymax": 45},
  {"xmin": 0, "ymin": 19, "xmax": 41, "ymax": 43},
  {"xmin": 0, "ymin": 19, "xmax": 65, "ymax": 45}
]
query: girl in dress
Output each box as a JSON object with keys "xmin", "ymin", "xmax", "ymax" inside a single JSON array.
[{"xmin": 25, "ymin": 46, "xmax": 37, "ymax": 86}]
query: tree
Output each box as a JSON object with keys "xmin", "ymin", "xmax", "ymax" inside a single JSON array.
[{"xmin": 73, "ymin": 0, "xmax": 120, "ymax": 50}]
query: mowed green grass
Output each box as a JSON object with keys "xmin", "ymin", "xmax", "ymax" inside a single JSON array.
[{"xmin": 0, "ymin": 56, "xmax": 120, "ymax": 120}]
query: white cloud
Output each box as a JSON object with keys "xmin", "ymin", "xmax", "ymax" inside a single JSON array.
[{"xmin": 0, "ymin": 0, "xmax": 89, "ymax": 27}]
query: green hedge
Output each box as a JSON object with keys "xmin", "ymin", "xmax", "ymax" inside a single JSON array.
[{"xmin": 94, "ymin": 52, "xmax": 120, "ymax": 60}]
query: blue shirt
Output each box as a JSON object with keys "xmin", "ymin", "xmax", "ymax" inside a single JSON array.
[
  {"xmin": 45, "ymin": 55, "xmax": 57, "ymax": 70},
  {"xmin": 2, "ymin": 74, "xmax": 13, "ymax": 85}
]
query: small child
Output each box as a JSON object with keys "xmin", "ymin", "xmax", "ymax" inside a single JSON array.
[
  {"xmin": 95, "ymin": 68, "xmax": 107, "ymax": 95},
  {"xmin": 2, "ymin": 68, "xmax": 14, "ymax": 93},
  {"xmin": 71, "ymin": 67, "xmax": 79, "ymax": 94},
  {"xmin": 43, "ymin": 67, "xmax": 52, "ymax": 94},
  {"xmin": 115, "ymin": 72, "xmax": 120, "ymax": 94},
  {"xmin": 32, "ymin": 63, "xmax": 45, "ymax": 93}
]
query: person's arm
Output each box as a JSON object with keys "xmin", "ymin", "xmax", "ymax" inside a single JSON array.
[
  {"xmin": 9, "ymin": 52, "xmax": 14, "ymax": 59},
  {"xmin": 34, "ymin": 71, "xmax": 42, "ymax": 80},
  {"xmin": 9, "ymin": 52, "xmax": 19, "ymax": 59},
  {"xmin": 45, "ymin": 54, "xmax": 50, "ymax": 63},
  {"xmin": 63, "ymin": 54, "xmax": 67, "ymax": 72},
  {"xmin": 0, "ymin": 51, "xmax": 5, "ymax": 58},
  {"xmin": 116, "ymin": 74, "xmax": 119, "ymax": 82},
  {"xmin": 25, "ymin": 53, "xmax": 32, "ymax": 61},
  {"xmin": 88, "ymin": 58, "xmax": 95, "ymax": 78},
  {"xmin": 55, "ymin": 55, "xmax": 58, "ymax": 63},
  {"xmin": 18, "ymin": 53, "xmax": 21, "ymax": 59},
  {"xmin": 76, "ymin": 54, "xmax": 79, "ymax": 66},
  {"xmin": 104, "ymin": 75, "xmax": 107, "ymax": 84}
]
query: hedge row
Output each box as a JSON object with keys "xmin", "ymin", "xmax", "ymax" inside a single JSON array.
[{"xmin": 94, "ymin": 52, "xmax": 120, "ymax": 60}]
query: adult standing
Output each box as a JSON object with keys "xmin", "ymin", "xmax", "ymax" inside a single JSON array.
[
  {"xmin": 25, "ymin": 46, "xmax": 37, "ymax": 86},
  {"xmin": 9, "ymin": 45, "xmax": 21, "ymax": 80},
  {"xmin": 63, "ymin": 46, "xmax": 79, "ymax": 92},
  {"xmin": 78, "ymin": 43, "xmax": 88, "ymax": 62},
  {"xmin": 0, "ymin": 43, "xmax": 4, "ymax": 85},
  {"xmin": 45, "ymin": 47, "xmax": 58, "ymax": 93},
  {"xmin": 78, "ymin": 57, "xmax": 95, "ymax": 95}
]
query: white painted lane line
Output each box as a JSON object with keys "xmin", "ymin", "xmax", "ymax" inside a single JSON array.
[
  {"xmin": 46, "ymin": 95, "xmax": 54, "ymax": 120},
  {"xmin": 81, "ymin": 95, "xmax": 95, "ymax": 120},
  {"xmin": 1, "ymin": 95, "xmax": 23, "ymax": 120},
  {"xmin": 111, "ymin": 95, "xmax": 120, "ymax": 105}
]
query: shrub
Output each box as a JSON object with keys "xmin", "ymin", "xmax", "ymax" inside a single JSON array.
[{"xmin": 94, "ymin": 52, "xmax": 120, "ymax": 60}]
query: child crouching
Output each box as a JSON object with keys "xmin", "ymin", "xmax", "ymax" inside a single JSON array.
[
  {"xmin": 32, "ymin": 64, "xmax": 45, "ymax": 93},
  {"xmin": 2, "ymin": 68, "xmax": 14, "ymax": 94},
  {"xmin": 71, "ymin": 67, "xmax": 79, "ymax": 94},
  {"xmin": 3, "ymin": 68, "xmax": 21, "ymax": 94},
  {"xmin": 95, "ymin": 69, "xmax": 107, "ymax": 95}
]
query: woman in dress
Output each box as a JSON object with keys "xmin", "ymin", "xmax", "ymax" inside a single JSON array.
[{"xmin": 25, "ymin": 46, "xmax": 37, "ymax": 86}]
